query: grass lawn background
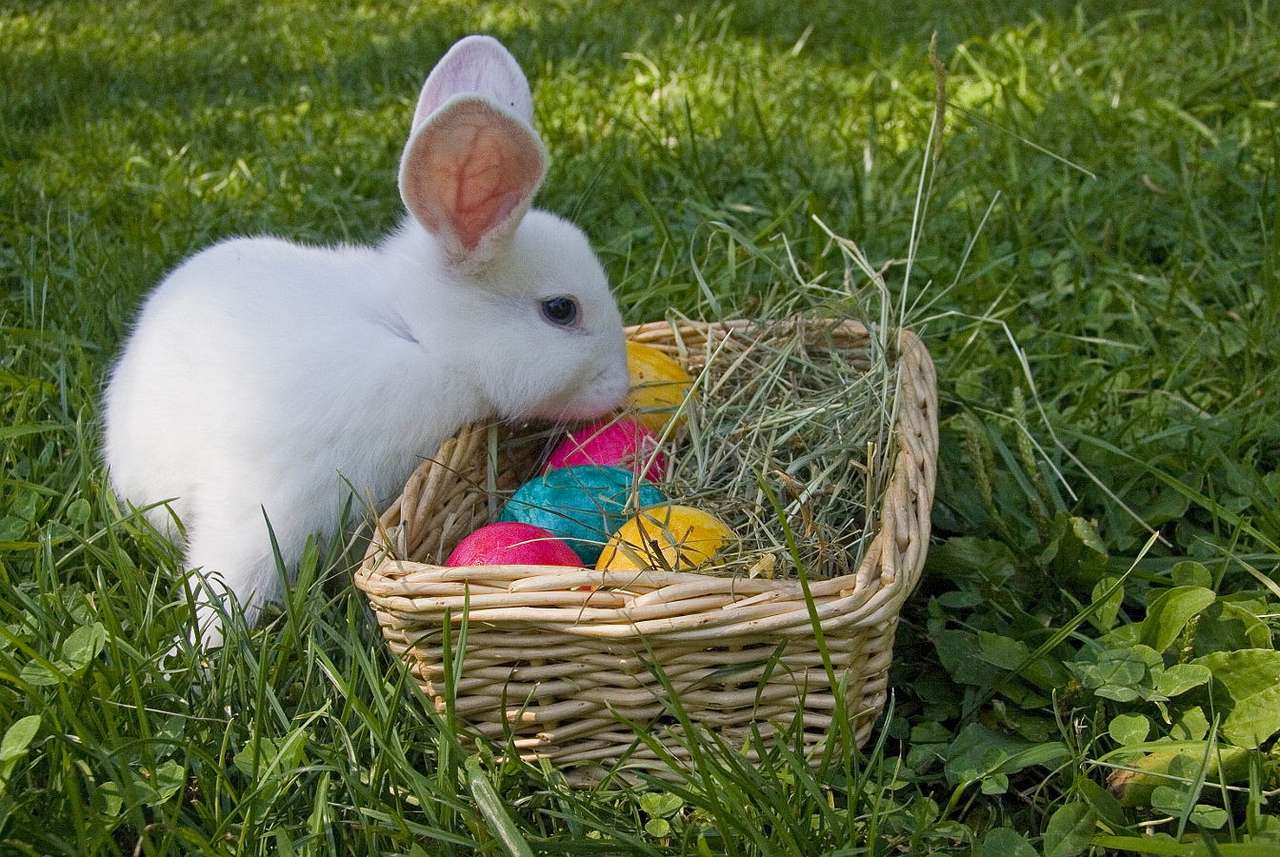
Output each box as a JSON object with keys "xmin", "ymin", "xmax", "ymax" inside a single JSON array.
[{"xmin": 2, "ymin": 1, "xmax": 1279, "ymax": 854}]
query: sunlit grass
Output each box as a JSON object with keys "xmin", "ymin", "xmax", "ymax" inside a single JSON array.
[{"xmin": 2, "ymin": 1, "xmax": 1279, "ymax": 854}]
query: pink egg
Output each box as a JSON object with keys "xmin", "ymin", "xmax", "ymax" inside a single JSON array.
[
  {"xmin": 545, "ymin": 419, "xmax": 668, "ymax": 481},
  {"xmin": 445, "ymin": 522, "xmax": 583, "ymax": 567}
]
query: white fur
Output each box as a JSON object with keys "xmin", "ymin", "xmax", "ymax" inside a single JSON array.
[{"xmin": 103, "ymin": 36, "xmax": 629, "ymax": 647}]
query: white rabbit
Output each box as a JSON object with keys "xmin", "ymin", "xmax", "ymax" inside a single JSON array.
[{"xmin": 103, "ymin": 36, "xmax": 630, "ymax": 648}]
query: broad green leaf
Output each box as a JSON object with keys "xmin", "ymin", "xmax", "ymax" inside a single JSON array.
[
  {"xmin": 1096, "ymin": 685, "xmax": 1142, "ymax": 703},
  {"xmin": 234, "ymin": 729, "xmax": 307, "ymax": 780},
  {"xmin": 1109, "ymin": 714, "xmax": 1150, "ymax": 746},
  {"xmin": 97, "ymin": 777, "xmax": 158, "ymax": 816},
  {"xmin": 981, "ymin": 827, "xmax": 1038, "ymax": 857},
  {"xmin": 1140, "ymin": 586, "xmax": 1216, "ymax": 653},
  {"xmin": 944, "ymin": 723, "xmax": 1067, "ymax": 786},
  {"xmin": 1150, "ymin": 785, "xmax": 1189, "ymax": 816},
  {"xmin": 18, "ymin": 659, "xmax": 66, "ymax": 687},
  {"xmin": 150, "ymin": 761, "xmax": 185, "ymax": 805},
  {"xmin": 0, "ymin": 716, "xmax": 40, "ymax": 762},
  {"xmin": 1043, "ymin": 802, "xmax": 1096, "ymax": 857},
  {"xmin": 982, "ymin": 773, "xmax": 1010, "ymax": 795},
  {"xmin": 978, "ymin": 632, "xmax": 1028, "ymax": 670},
  {"xmin": 1098, "ymin": 623, "xmax": 1142, "ymax": 648},
  {"xmin": 0, "ymin": 715, "xmax": 40, "ymax": 797},
  {"xmin": 1041, "ymin": 514, "xmax": 1108, "ymax": 584},
  {"xmin": 234, "ymin": 738, "xmax": 278, "ymax": 778},
  {"xmin": 933, "ymin": 629, "xmax": 1004, "ymax": 687},
  {"xmin": 1171, "ymin": 708, "xmax": 1210, "ymax": 741},
  {"xmin": 911, "ymin": 722, "xmax": 952, "ymax": 743},
  {"xmin": 640, "ymin": 792, "xmax": 683, "ymax": 818},
  {"xmin": 932, "ymin": 819, "xmax": 977, "ymax": 841},
  {"xmin": 1194, "ymin": 600, "xmax": 1272, "ymax": 655},
  {"xmin": 1191, "ymin": 605, "xmax": 1249, "ymax": 654},
  {"xmin": 273, "ymin": 829, "xmax": 298, "ymax": 857},
  {"xmin": 0, "ymin": 616, "xmax": 35, "ymax": 652},
  {"xmin": 1222, "ymin": 600, "xmax": 1272, "ymax": 649},
  {"xmin": 644, "ymin": 817, "xmax": 671, "ymax": 838},
  {"xmin": 1154, "ymin": 664, "xmax": 1210, "ymax": 697},
  {"xmin": 906, "ymin": 741, "xmax": 947, "ymax": 771},
  {"xmin": 1068, "ymin": 657, "xmax": 1142, "ymax": 691},
  {"xmin": 1195, "ymin": 649, "xmax": 1280, "ymax": 747},
  {"xmin": 1170, "ymin": 561, "xmax": 1211, "ymax": 589},
  {"xmin": 1146, "ymin": 793, "xmax": 1223, "ymax": 833},
  {"xmin": 97, "ymin": 782, "xmax": 124, "ymax": 817},
  {"xmin": 977, "ymin": 632, "xmax": 1070, "ymax": 691},
  {"xmin": 936, "ymin": 591, "xmax": 984, "ymax": 609},
  {"xmin": 1004, "ymin": 710, "xmax": 1058, "ymax": 743},
  {"xmin": 1076, "ymin": 775, "xmax": 1127, "ymax": 830},
  {"xmin": 1090, "ymin": 575, "xmax": 1124, "ymax": 632},
  {"xmin": 926, "ymin": 537, "xmax": 1019, "ymax": 583},
  {"xmin": 0, "ymin": 517, "xmax": 26, "ymax": 543},
  {"xmin": 61, "ymin": 622, "xmax": 106, "ymax": 671},
  {"xmin": 1069, "ymin": 645, "xmax": 1162, "ymax": 702},
  {"xmin": 944, "ymin": 723, "xmax": 1028, "ymax": 785},
  {"xmin": 66, "ymin": 498, "xmax": 90, "ymax": 526},
  {"xmin": 1189, "ymin": 805, "xmax": 1227, "ymax": 829},
  {"xmin": 1148, "ymin": 787, "xmax": 1228, "ymax": 830},
  {"xmin": 155, "ymin": 715, "xmax": 186, "ymax": 745}
]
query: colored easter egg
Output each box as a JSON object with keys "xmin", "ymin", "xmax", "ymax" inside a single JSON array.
[
  {"xmin": 625, "ymin": 341, "xmax": 693, "ymax": 433},
  {"xmin": 546, "ymin": 418, "xmax": 668, "ymax": 481},
  {"xmin": 499, "ymin": 465, "xmax": 667, "ymax": 564},
  {"xmin": 445, "ymin": 522, "xmax": 582, "ymax": 568},
  {"xmin": 596, "ymin": 505, "xmax": 734, "ymax": 572}
]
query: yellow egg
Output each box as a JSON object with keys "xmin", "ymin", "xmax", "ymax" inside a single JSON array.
[
  {"xmin": 625, "ymin": 341, "xmax": 693, "ymax": 433},
  {"xmin": 596, "ymin": 505, "xmax": 734, "ymax": 571}
]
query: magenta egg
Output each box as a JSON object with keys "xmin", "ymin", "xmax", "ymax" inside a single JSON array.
[
  {"xmin": 445, "ymin": 522, "xmax": 583, "ymax": 567},
  {"xmin": 545, "ymin": 419, "xmax": 668, "ymax": 481}
]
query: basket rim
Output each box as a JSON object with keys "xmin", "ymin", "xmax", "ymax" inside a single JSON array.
[{"xmin": 354, "ymin": 315, "xmax": 938, "ymax": 634}]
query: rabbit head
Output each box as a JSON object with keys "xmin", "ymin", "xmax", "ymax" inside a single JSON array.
[{"xmin": 388, "ymin": 35, "xmax": 629, "ymax": 424}]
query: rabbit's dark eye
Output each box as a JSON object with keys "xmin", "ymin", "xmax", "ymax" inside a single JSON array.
[{"xmin": 540, "ymin": 296, "xmax": 579, "ymax": 327}]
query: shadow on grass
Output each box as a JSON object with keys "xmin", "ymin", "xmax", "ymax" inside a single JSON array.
[{"xmin": 3, "ymin": 0, "xmax": 1183, "ymax": 141}]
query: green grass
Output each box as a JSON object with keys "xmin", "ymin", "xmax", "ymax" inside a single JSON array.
[{"xmin": 3, "ymin": 0, "xmax": 1280, "ymax": 854}]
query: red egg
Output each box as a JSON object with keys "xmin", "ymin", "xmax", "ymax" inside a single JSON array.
[
  {"xmin": 545, "ymin": 419, "xmax": 668, "ymax": 481},
  {"xmin": 445, "ymin": 522, "xmax": 583, "ymax": 567}
]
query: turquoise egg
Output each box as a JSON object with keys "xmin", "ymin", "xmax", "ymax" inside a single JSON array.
[{"xmin": 498, "ymin": 465, "xmax": 666, "ymax": 564}]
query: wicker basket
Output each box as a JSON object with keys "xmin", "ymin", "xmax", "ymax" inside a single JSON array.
[{"xmin": 354, "ymin": 317, "xmax": 937, "ymax": 781}]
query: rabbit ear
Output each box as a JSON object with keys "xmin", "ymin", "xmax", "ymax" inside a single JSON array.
[
  {"xmin": 411, "ymin": 35, "xmax": 535, "ymax": 130},
  {"xmin": 399, "ymin": 98, "xmax": 547, "ymax": 266},
  {"xmin": 399, "ymin": 37, "xmax": 547, "ymax": 267}
]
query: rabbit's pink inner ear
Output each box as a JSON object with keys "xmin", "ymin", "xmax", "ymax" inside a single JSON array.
[
  {"xmin": 413, "ymin": 36, "xmax": 535, "ymax": 130},
  {"xmin": 401, "ymin": 98, "xmax": 547, "ymax": 260}
]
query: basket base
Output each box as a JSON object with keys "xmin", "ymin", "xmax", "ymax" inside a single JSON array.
[{"xmin": 383, "ymin": 616, "xmax": 899, "ymax": 784}]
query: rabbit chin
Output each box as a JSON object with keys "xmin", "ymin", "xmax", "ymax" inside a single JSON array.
[
  {"xmin": 525, "ymin": 378, "xmax": 628, "ymax": 424},
  {"xmin": 526, "ymin": 394, "xmax": 621, "ymax": 424}
]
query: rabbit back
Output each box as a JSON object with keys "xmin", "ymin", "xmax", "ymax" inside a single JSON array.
[{"xmin": 105, "ymin": 237, "xmax": 481, "ymax": 616}]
